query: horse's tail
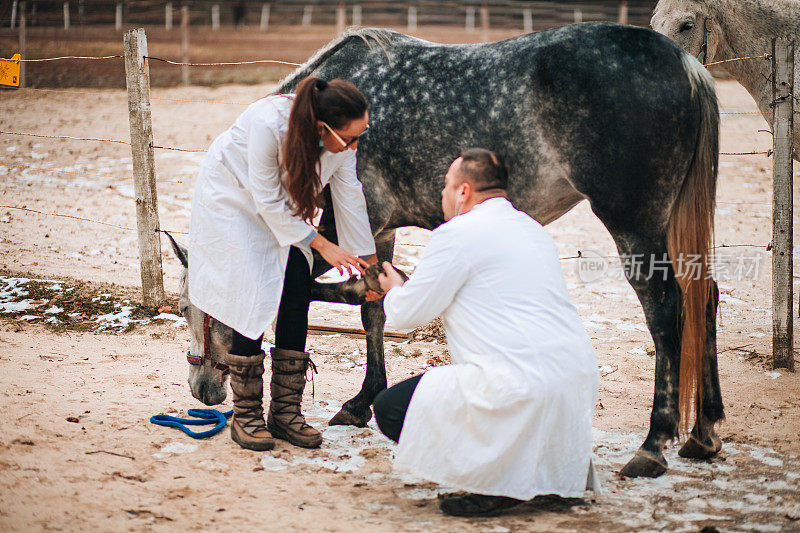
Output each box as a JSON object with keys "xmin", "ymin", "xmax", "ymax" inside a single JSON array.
[
  {"xmin": 274, "ymin": 28, "xmax": 398, "ymax": 94},
  {"xmin": 667, "ymin": 53, "xmax": 719, "ymax": 432}
]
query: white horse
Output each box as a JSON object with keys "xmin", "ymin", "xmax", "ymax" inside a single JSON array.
[{"xmin": 651, "ymin": 0, "xmax": 799, "ymax": 160}]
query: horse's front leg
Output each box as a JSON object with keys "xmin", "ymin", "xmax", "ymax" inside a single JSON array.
[{"xmin": 329, "ymin": 233, "xmax": 395, "ymax": 427}]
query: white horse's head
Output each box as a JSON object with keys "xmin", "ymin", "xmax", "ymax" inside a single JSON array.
[
  {"xmin": 166, "ymin": 233, "xmax": 230, "ymax": 406},
  {"xmin": 651, "ymin": 0, "xmax": 720, "ymax": 63}
]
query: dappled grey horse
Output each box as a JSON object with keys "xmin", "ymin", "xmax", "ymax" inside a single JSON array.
[{"xmin": 181, "ymin": 22, "xmax": 723, "ymax": 478}]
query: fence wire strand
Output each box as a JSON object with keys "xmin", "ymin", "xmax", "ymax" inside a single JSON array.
[
  {"xmin": 0, "ymin": 130, "xmax": 206, "ymax": 153},
  {"xmin": 705, "ymin": 54, "xmax": 771, "ymax": 67},
  {"xmin": 0, "ymin": 129, "xmax": 131, "ymax": 146},
  {"xmin": 145, "ymin": 56, "xmax": 301, "ymax": 67},
  {"xmin": 0, "ymin": 162, "xmax": 183, "ymax": 184},
  {"xmin": 0, "ymin": 54, "xmax": 123, "ymax": 62},
  {"xmin": 0, "ymin": 205, "xmax": 189, "ymax": 235}
]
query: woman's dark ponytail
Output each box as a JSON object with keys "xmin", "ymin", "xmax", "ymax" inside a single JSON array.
[{"xmin": 283, "ymin": 76, "xmax": 368, "ymax": 224}]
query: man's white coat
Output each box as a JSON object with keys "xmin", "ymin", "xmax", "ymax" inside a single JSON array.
[{"xmin": 384, "ymin": 198, "xmax": 598, "ymax": 500}]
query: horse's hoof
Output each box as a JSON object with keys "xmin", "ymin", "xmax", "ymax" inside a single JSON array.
[
  {"xmin": 328, "ymin": 406, "xmax": 372, "ymax": 428},
  {"xmin": 620, "ymin": 450, "xmax": 668, "ymax": 478},
  {"xmin": 678, "ymin": 433, "xmax": 722, "ymax": 459}
]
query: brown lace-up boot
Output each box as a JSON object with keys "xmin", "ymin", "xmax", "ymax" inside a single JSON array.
[
  {"xmin": 226, "ymin": 351, "xmax": 275, "ymax": 451},
  {"xmin": 267, "ymin": 347, "xmax": 323, "ymax": 449}
]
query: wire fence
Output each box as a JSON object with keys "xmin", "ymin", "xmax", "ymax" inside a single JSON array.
[{"xmin": 0, "ymin": 47, "xmax": 785, "ymax": 288}]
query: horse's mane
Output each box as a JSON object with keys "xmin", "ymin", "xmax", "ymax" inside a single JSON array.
[{"xmin": 275, "ymin": 28, "xmax": 400, "ymax": 93}]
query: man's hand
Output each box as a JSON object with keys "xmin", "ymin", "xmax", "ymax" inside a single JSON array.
[
  {"xmin": 378, "ymin": 261, "xmax": 406, "ymax": 293},
  {"xmin": 362, "ymin": 255, "xmax": 382, "ymax": 301}
]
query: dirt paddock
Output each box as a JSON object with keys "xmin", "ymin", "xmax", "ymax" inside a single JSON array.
[{"xmin": 1, "ymin": 71, "xmax": 800, "ymax": 531}]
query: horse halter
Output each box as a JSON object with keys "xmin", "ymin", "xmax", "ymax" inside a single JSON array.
[
  {"xmin": 186, "ymin": 313, "xmax": 230, "ymax": 378},
  {"xmin": 697, "ymin": 18, "xmax": 713, "ymax": 65}
]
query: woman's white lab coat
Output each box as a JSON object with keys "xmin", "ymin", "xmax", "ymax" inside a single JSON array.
[
  {"xmin": 383, "ymin": 198, "xmax": 598, "ymax": 500},
  {"xmin": 188, "ymin": 95, "xmax": 375, "ymax": 339}
]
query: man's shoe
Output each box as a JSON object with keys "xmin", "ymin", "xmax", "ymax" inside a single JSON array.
[{"xmin": 439, "ymin": 493, "xmax": 523, "ymax": 517}]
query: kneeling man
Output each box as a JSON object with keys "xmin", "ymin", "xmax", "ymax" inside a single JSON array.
[{"xmin": 374, "ymin": 148, "xmax": 599, "ymax": 517}]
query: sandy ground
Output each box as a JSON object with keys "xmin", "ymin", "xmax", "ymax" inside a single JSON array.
[{"xmin": 1, "ymin": 78, "xmax": 800, "ymax": 532}]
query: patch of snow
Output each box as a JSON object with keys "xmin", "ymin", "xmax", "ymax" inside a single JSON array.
[
  {"xmin": 44, "ymin": 306, "xmax": 63, "ymax": 314},
  {"xmin": 616, "ymin": 323, "xmax": 648, "ymax": 332},
  {"xmin": 153, "ymin": 441, "xmax": 198, "ymax": 458},
  {"xmin": 259, "ymin": 455, "xmax": 290, "ymax": 471},
  {"xmin": 153, "ymin": 312, "xmax": 187, "ymax": 327}
]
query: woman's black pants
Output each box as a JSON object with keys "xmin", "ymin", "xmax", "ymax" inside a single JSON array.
[
  {"xmin": 373, "ymin": 374, "xmax": 422, "ymax": 443},
  {"xmin": 231, "ymin": 246, "xmax": 312, "ymax": 356}
]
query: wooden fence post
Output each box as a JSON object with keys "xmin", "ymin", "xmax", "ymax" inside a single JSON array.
[
  {"xmin": 166, "ymin": 2, "xmax": 173, "ymax": 30},
  {"xmin": 522, "ymin": 8, "xmax": 532, "ymax": 33},
  {"xmin": 617, "ymin": 0, "xmax": 628, "ymax": 24},
  {"xmin": 18, "ymin": 1, "xmax": 25, "ymax": 88},
  {"xmin": 123, "ymin": 28, "xmax": 165, "ymax": 309},
  {"xmin": 772, "ymin": 37, "xmax": 795, "ymax": 371},
  {"xmin": 465, "ymin": 6, "xmax": 475, "ymax": 33},
  {"xmin": 480, "ymin": 3, "xmax": 489, "ymax": 41},
  {"xmin": 352, "ymin": 4, "xmax": 361, "ymax": 26},
  {"xmin": 336, "ymin": 2, "xmax": 345, "ymax": 34},
  {"xmin": 407, "ymin": 6, "xmax": 417, "ymax": 32},
  {"xmin": 63, "ymin": 1, "xmax": 70, "ymax": 31},
  {"xmin": 211, "ymin": 4, "xmax": 220, "ymax": 30},
  {"xmin": 573, "ymin": 8, "xmax": 582, "ymax": 23},
  {"xmin": 10, "ymin": 0, "xmax": 17, "ymax": 29},
  {"xmin": 302, "ymin": 5, "xmax": 312, "ymax": 27},
  {"xmin": 115, "ymin": 2, "xmax": 122, "ymax": 31},
  {"xmin": 181, "ymin": 4, "xmax": 189, "ymax": 86},
  {"xmin": 260, "ymin": 3, "xmax": 270, "ymax": 30}
]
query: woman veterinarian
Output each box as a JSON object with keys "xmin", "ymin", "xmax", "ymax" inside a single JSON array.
[{"xmin": 188, "ymin": 77, "xmax": 376, "ymax": 451}]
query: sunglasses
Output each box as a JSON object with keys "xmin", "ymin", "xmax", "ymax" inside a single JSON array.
[{"xmin": 321, "ymin": 121, "xmax": 370, "ymax": 149}]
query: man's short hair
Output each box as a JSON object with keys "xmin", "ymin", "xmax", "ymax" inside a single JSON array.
[{"xmin": 457, "ymin": 148, "xmax": 508, "ymax": 191}]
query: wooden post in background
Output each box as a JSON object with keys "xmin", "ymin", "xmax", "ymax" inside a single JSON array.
[
  {"xmin": 10, "ymin": 0, "xmax": 18, "ymax": 29},
  {"xmin": 165, "ymin": 2, "xmax": 173, "ymax": 30},
  {"xmin": 465, "ymin": 6, "xmax": 475, "ymax": 33},
  {"xmin": 260, "ymin": 3, "xmax": 270, "ymax": 30},
  {"xmin": 522, "ymin": 7, "xmax": 532, "ymax": 33},
  {"xmin": 63, "ymin": 1, "xmax": 70, "ymax": 31},
  {"xmin": 336, "ymin": 2, "xmax": 345, "ymax": 34},
  {"xmin": 352, "ymin": 4, "xmax": 361, "ymax": 26},
  {"xmin": 181, "ymin": 4, "xmax": 189, "ymax": 85},
  {"xmin": 211, "ymin": 4, "xmax": 220, "ymax": 30},
  {"xmin": 407, "ymin": 6, "xmax": 417, "ymax": 32},
  {"xmin": 123, "ymin": 28, "xmax": 165, "ymax": 309},
  {"xmin": 617, "ymin": 0, "xmax": 628, "ymax": 24},
  {"xmin": 771, "ymin": 37, "xmax": 795, "ymax": 371},
  {"xmin": 302, "ymin": 5, "xmax": 312, "ymax": 27},
  {"xmin": 18, "ymin": 1, "xmax": 25, "ymax": 88},
  {"xmin": 115, "ymin": 2, "xmax": 122, "ymax": 31},
  {"xmin": 480, "ymin": 3, "xmax": 489, "ymax": 42},
  {"xmin": 573, "ymin": 8, "xmax": 582, "ymax": 23}
]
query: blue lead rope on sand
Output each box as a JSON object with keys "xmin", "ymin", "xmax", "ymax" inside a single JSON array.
[{"xmin": 150, "ymin": 409, "xmax": 234, "ymax": 439}]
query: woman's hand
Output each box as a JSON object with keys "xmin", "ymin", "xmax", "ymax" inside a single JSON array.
[{"xmin": 311, "ymin": 234, "xmax": 369, "ymax": 276}]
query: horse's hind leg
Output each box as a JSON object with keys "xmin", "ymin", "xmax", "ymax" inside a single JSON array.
[
  {"xmin": 329, "ymin": 232, "xmax": 395, "ymax": 427},
  {"xmin": 679, "ymin": 280, "xmax": 724, "ymax": 459},
  {"xmin": 605, "ymin": 230, "xmax": 682, "ymax": 478}
]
